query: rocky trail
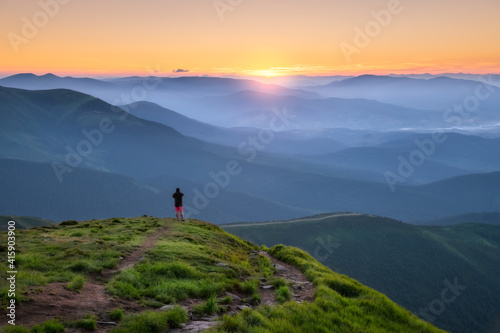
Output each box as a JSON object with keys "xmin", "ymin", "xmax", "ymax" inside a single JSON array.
[{"xmin": 170, "ymin": 251, "xmax": 315, "ymax": 333}]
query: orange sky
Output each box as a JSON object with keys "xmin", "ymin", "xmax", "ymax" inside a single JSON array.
[{"xmin": 1, "ymin": 0, "xmax": 499, "ymax": 77}]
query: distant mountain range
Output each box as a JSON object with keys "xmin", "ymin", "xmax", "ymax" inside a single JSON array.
[
  {"xmin": 303, "ymin": 74, "xmax": 500, "ymax": 111},
  {"xmin": 124, "ymin": 101, "xmax": 347, "ymax": 155},
  {"xmin": 2, "ymin": 73, "xmax": 500, "ymax": 131},
  {"xmin": 223, "ymin": 213, "xmax": 500, "ymax": 333},
  {"xmin": 1, "ymin": 84, "xmax": 499, "ymax": 223},
  {"xmin": 194, "ymin": 90, "xmax": 443, "ymax": 129}
]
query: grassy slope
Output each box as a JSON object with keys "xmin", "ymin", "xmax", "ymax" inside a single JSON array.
[
  {"xmin": 0, "ymin": 217, "xmax": 444, "ymax": 332},
  {"xmin": 223, "ymin": 214, "xmax": 500, "ymax": 333}
]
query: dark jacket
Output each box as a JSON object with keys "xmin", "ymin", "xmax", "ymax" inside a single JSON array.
[{"xmin": 172, "ymin": 191, "xmax": 184, "ymax": 207}]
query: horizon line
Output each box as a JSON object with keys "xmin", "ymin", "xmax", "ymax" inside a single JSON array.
[{"xmin": 1, "ymin": 71, "xmax": 500, "ymax": 80}]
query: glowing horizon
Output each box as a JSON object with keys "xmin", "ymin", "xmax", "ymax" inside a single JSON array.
[{"xmin": 1, "ymin": 0, "xmax": 499, "ymax": 78}]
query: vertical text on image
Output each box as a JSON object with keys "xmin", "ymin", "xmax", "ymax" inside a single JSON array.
[{"xmin": 6, "ymin": 220, "xmax": 17, "ymax": 326}]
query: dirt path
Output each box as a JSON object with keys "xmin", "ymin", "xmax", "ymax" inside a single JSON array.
[
  {"xmin": 100, "ymin": 226, "xmax": 168, "ymax": 280},
  {"xmin": 13, "ymin": 227, "xmax": 169, "ymax": 330},
  {"xmin": 223, "ymin": 213, "xmax": 362, "ymax": 228},
  {"xmin": 171, "ymin": 251, "xmax": 316, "ymax": 333},
  {"xmin": 259, "ymin": 251, "xmax": 314, "ymax": 305}
]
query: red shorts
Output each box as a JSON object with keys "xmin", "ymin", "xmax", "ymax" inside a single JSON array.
[{"xmin": 175, "ymin": 206, "xmax": 183, "ymax": 212}]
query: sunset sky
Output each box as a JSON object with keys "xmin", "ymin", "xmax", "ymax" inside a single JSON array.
[{"xmin": 1, "ymin": 0, "xmax": 499, "ymax": 77}]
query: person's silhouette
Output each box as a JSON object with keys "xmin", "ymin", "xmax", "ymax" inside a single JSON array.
[{"xmin": 172, "ymin": 188, "xmax": 184, "ymax": 221}]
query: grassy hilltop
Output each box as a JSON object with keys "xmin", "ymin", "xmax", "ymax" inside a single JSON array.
[{"xmin": 0, "ymin": 217, "xmax": 445, "ymax": 332}]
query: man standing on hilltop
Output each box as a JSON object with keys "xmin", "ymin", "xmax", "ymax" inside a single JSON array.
[{"xmin": 172, "ymin": 188, "xmax": 185, "ymax": 221}]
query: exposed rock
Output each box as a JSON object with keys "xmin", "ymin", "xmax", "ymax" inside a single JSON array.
[
  {"xmin": 170, "ymin": 320, "xmax": 218, "ymax": 333},
  {"xmin": 273, "ymin": 264, "xmax": 288, "ymax": 271},
  {"xmin": 225, "ymin": 292, "xmax": 241, "ymax": 301},
  {"xmin": 237, "ymin": 305, "xmax": 250, "ymax": 310},
  {"xmin": 160, "ymin": 304, "xmax": 176, "ymax": 311}
]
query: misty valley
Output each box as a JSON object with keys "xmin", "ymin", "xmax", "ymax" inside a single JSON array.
[{"xmin": 1, "ymin": 73, "xmax": 500, "ymax": 333}]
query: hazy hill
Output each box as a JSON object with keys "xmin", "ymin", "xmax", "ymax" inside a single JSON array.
[
  {"xmin": 305, "ymin": 75, "xmax": 500, "ymax": 111},
  {"xmin": 0, "ymin": 158, "xmax": 312, "ymax": 222},
  {"xmin": 196, "ymin": 90, "xmax": 442, "ymax": 129},
  {"xmin": 126, "ymin": 101, "xmax": 347, "ymax": 155},
  {"xmin": 0, "ymin": 216, "xmax": 445, "ymax": 332},
  {"xmin": 0, "ymin": 85, "xmax": 234, "ymax": 179},
  {"xmin": 1, "ymin": 86, "xmax": 499, "ymax": 223},
  {"xmin": 6, "ymin": 73, "xmax": 500, "ymax": 131},
  {"xmin": 308, "ymin": 132, "xmax": 500, "ymax": 184},
  {"xmin": 223, "ymin": 213, "xmax": 500, "ymax": 333},
  {"xmin": 0, "ymin": 73, "xmax": 320, "ymax": 114},
  {"xmin": 0, "ymin": 73, "xmax": 114, "ymax": 92}
]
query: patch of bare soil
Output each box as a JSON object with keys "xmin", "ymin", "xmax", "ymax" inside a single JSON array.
[
  {"xmin": 6, "ymin": 227, "xmax": 169, "ymax": 331},
  {"xmin": 15, "ymin": 282, "xmax": 141, "ymax": 328}
]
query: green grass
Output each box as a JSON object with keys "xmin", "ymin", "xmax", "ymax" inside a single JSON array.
[
  {"xmin": 110, "ymin": 307, "xmax": 187, "ymax": 333},
  {"xmin": 193, "ymin": 293, "xmax": 219, "ymax": 316},
  {"xmin": 108, "ymin": 308, "xmax": 125, "ymax": 321},
  {"xmin": 30, "ymin": 319, "xmax": 65, "ymax": 333},
  {"xmin": 239, "ymin": 278, "xmax": 260, "ymax": 295},
  {"xmin": 67, "ymin": 316, "xmax": 97, "ymax": 331},
  {"xmin": 0, "ymin": 326, "xmax": 30, "ymax": 333},
  {"xmin": 65, "ymin": 275, "xmax": 85, "ymax": 292},
  {"xmin": 275, "ymin": 285, "xmax": 292, "ymax": 304},
  {"xmin": 271, "ymin": 277, "xmax": 289, "ymax": 289},
  {"xmin": 106, "ymin": 220, "xmax": 265, "ymax": 305},
  {"xmin": 216, "ymin": 244, "xmax": 446, "ymax": 333}
]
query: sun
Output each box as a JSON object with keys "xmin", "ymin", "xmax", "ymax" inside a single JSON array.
[{"xmin": 250, "ymin": 69, "xmax": 283, "ymax": 77}]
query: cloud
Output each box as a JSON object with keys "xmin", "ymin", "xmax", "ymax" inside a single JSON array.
[{"xmin": 172, "ymin": 69, "xmax": 189, "ymax": 73}]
